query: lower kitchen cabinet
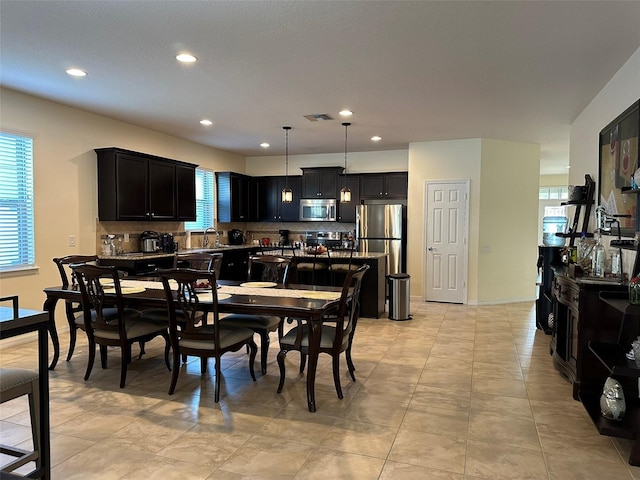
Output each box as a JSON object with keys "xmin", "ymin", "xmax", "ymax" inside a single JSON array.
[{"xmin": 218, "ymin": 248, "xmax": 258, "ymax": 281}]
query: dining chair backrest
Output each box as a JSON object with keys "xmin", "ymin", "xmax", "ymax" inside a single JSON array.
[
  {"xmin": 156, "ymin": 268, "xmax": 220, "ymax": 349},
  {"xmin": 0, "ymin": 295, "xmax": 19, "ymax": 319},
  {"xmin": 71, "ymin": 264, "xmax": 126, "ymax": 337},
  {"xmin": 247, "ymin": 255, "xmax": 291, "ymax": 284},
  {"xmin": 53, "ymin": 255, "xmax": 99, "ymax": 288},
  {"xmin": 174, "ymin": 252, "xmax": 222, "ymax": 278},
  {"xmin": 332, "ymin": 263, "xmax": 369, "ymax": 350}
]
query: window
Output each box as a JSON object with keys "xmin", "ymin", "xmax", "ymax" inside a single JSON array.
[
  {"xmin": 0, "ymin": 132, "xmax": 35, "ymax": 270},
  {"xmin": 184, "ymin": 168, "xmax": 214, "ymax": 231},
  {"xmin": 539, "ymin": 186, "xmax": 568, "ymax": 200}
]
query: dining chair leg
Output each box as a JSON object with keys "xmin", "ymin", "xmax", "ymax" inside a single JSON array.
[
  {"xmin": 332, "ymin": 355, "xmax": 343, "ymax": 399},
  {"xmin": 276, "ymin": 350, "xmax": 287, "ymax": 393},
  {"xmin": 65, "ymin": 313, "xmax": 77, "ymax": 361},
  {"xmin": 248, "ymin": 339, "xmax": 257, "ymax": 382},
  {"xmin": 137, "ymin": 341, "xmax": 146, "ymax": 359},
  {"xmin": 84, "ymin": 337, "xmax": 96, "ymax": 381},
  {"xmin": 200, "ymin": 357, "xmax": 207, "ymax": 375},
  {"xmin": 162, "ymin": 333, "xmax": 171, "ymax": 371},
  {"xmin": 258, "ymin": 331, "xmax": 269, "ymax": 375},
  {"xmin": 346, "ymin": 347, "xmax": 356, "ymax": 381},
  {"xmin": 299, "ymin": 352, "xmax": 306, "ymax": 374},
  {"xmin": 168, "ymin": 349, "xmax": 181, "ymax": 395},
  {"xmin": 99, "ymin": 345, "xmax": 108, "ymax": 369},
  {"xmin": 214, "ymin": 354, "xmax": 222, "ymax": 403},
  {"xmin": 119, "ymin": 348, "xmax": 128, "ymax": 388}
]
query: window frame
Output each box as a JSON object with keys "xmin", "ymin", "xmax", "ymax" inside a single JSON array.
[
  {"xmin": 0, "ymin": 130, "xmax": 36, "ymax": 273},
  {"xmin": 184, "ymin": 167, "xmax": 214, "ymax": 232}
]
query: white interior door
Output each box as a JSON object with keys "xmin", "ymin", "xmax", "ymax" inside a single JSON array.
[{"xmin": 425, "ymin": 181, "xmax": 469, "ymax": 303}]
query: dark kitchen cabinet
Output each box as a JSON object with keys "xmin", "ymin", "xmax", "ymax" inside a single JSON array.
[
  {"xmin": 256, "ymin": 175, "xmax": 301, "ymax": 222},
  {"xmin": 360, "ymin": 172, "xmax": 408, "ymax": 199},
  {"xmin": 301, "ymin": 167, "xmax": 343, "ymax": 198},
  {"xmin": 216, "ymin": 172, "xmax": 252, "ymax": 222},
  {"xmin": 218, "ymin": 248, "xmax": 258, "ymax": 281},
  {"xmin": 96, "ymin": 147, "xmax": 197, "ymax": 221},
  {"xmin": 337, "ymin": 175, "xmax": 361, "ymax": 223},
  {"xmin": 175, "ymin": 164, "xmax": 196, "ymax": 221}
]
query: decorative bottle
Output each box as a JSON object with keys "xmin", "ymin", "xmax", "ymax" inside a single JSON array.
[{"xmin": 592, "ymin": 234, "xmax": 605, "ymax": 278}]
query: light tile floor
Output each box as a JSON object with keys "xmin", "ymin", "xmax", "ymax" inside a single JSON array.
[{"xmin": 1, "ymin": 301, "xmax": 639, "ymax": 479}]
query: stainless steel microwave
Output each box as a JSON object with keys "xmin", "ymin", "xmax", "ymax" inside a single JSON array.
[{"xmin": 299, "ymin": 198, "xmax": 337, "ymax": 222}]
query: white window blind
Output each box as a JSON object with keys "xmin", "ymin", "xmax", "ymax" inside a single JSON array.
[
  {"xmin": 0, "ymin": 132, "xmax": 35, "ymax": 270},
  {"xmin": 184, "ymin": 168, "xmax": 214, "ymax": 231}
]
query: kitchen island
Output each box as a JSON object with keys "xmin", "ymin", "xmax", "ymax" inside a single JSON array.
[{"xmin": 99, "ymin": 246, "xmax": 388, "ymax": 318}]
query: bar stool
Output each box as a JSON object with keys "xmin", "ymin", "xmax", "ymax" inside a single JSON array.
[
  {"xmin": 295, "ymin": 245, "xmax": 330, "ymax": 285},
  {"xmin": 0, "ymin": 368, "xmax": 41, "ymax": 476}
]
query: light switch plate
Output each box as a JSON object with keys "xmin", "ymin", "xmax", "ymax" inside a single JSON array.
[{"xmin": 68, "ymin": 235, "xmax": 76, "ymax": 247}]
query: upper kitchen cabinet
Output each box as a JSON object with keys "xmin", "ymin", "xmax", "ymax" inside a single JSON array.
[
  {"xmin": 256, "ymin": 175, "xmax": 301, "ymax": 222},
  {"xmin": 216, "ymin": 172, "xmax": 252, "ymax": 222},
  {"xmin": 301, "ymin": 167, "xmax": 343, "ymax": 198},
  {"xmin": 95, "ymin": 147, "xmax": 197, "ymax": 221},
  {"xmin": 337, "ymin": 175, "xmax": 361, "ymax": 223},
  {"xmin": 360, "ymin": 172, "xmax": 408, "ymax": 199},
  {"xmin": 176, "ymin": 164, "xmax": 197, "ymax": 221}
]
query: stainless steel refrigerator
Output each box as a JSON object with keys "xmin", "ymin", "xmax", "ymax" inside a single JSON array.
[{"xmin": 356, "ymin": 203, "xmax": 405, "ymax": 275}]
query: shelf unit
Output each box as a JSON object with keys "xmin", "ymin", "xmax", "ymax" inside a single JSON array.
[
  {"xmin": 581, "ymin": 291, "xmax": 640, "ymax": 466},
  {"xmin": 556, "ymin": 174, "xmax": 596, "ymax": 247}
]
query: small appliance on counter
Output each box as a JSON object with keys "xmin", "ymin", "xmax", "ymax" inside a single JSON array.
[
  {"xmin": 160, "ymin": 233, "xmax": 176, "ymax": 253},
  {"xmin": 229, "ymin": 229, "xmax": 245, "ymax": 245},
  {"xmin": 279, "ymin": 229, "xmax": 290, "ymax": 246},
  {"xmin": 140, "ymin": 230, "xmax": 160, "ymax": 253}
]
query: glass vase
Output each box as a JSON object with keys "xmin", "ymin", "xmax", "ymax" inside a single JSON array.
[{"xmin": 629, "ymin": 282, "xmax": 640, "ymax": 305}]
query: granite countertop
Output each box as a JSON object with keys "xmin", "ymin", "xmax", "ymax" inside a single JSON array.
[{"xmin": 100, "ymin": 245, "xmax": 388, "ymax": 261}]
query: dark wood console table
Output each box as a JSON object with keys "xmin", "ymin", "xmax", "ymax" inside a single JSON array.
[
  {"xmin": 550, "ymin": 271, "xmax": 626, "ymax": 400},
  {"xmin": 0, "ymin": 306, "xmax": 50, "ymax": 478},
  {"xmin": 581, "ymin": 291, "xmax": 640, "ymax": 466}
]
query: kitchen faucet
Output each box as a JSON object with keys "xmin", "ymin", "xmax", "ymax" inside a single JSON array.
[{"xmin": 204, "ymin": 227, "xmax": 220, "ymax": 248}]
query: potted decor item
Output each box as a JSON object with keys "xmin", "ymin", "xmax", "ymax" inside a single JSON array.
[
  {"xmin": 600, "ymin": 377, "xmax": 626, "ymax": 421},
  {"xmin": 629, "ymin": 277, "xmax": 640, "ymax": 305}
]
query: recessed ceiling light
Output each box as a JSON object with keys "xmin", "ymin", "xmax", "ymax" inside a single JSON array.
[
  {"xmin": 371, "ymin": 136, "xmax": 382, "ymax": 142},
  {"xmin": 260, "ymin": 143, "xmax": 270, "ymax": 148},
  {"xmin": 176, "ymin": 53, "xmax": 197, "ymax": 63},
  {"xmin": 200, "ymin": 119, "xmax": 213, "ymax": 126},
  {"xmin": 66, "ymin": 68, "xmax": 87, "ymax": 77},
  {"xmin": 339, "ymin": 110, "xmax": 353, "ymax": 116}
]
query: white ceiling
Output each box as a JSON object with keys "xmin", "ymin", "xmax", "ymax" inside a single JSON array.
[{"xmin": 1, "ymin": 1, "xmax": 639, "ymax": 175}]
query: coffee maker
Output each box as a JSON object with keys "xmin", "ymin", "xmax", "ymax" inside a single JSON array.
[{"xmin": 279, "ymin": 229, "xmax": 290, "ymax": 246}]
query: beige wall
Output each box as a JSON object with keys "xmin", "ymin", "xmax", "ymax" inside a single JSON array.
[
  {"xmin": 408, "ymin": 139, "xmax": 482, "ymax": 302},
  {"xmin": 540, "ymin": 174, "xmax": 569, "ymax": 187},
  {"xmin": 0, "ymin": 88, "xmax": 244, "ymax": 312},
  {"xmin": 477, "ymin": 139, "xmax": 540, "ymax": 303},
  {"xmin": 408, "ymin": 138, "xmax": 539, "ymax": 304},
  {"xmin": 246, "ymin": 150, "xmax": 408, "ymax": 176}
]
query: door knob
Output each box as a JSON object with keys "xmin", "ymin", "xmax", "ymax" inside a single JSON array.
[{"xmin": 428, "ymin": 247, "xmax": 434, "ymax": 251}]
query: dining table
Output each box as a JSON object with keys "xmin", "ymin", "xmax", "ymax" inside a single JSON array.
[
  {"xmin": 43, "ymin": 279, "xmax": 345, "ymax": 412},
  {"xmin": 0, "ymin": 304, "xmax": 51, "ymax": 479}
]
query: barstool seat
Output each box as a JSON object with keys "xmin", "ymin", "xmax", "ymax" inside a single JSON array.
[{"xmin": 0, "ymin": 368, "xmax": 41, "ymax": 476}]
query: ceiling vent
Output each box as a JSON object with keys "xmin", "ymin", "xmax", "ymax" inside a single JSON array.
[{"xmin": 304, "ymin": 113, "xmax": 334, "ymax": 122}]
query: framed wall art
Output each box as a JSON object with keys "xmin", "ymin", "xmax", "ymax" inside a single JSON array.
[{"xmin": 598, "ymin": 99, "xmax": 640, "ymax": 237}]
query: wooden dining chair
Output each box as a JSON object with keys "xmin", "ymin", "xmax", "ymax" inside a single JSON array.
[
  {"xmin": 219, "ymin": 255, "xmax": 291, "ymax": 374},
  {"xmin": 156, "ymin": 268, "xmax": 257, "ymax": 401},
  {"xmin": 174, "ymin": 252, "xmax": 223, "ymax": 278},
  {"xmin": 53, "ymin": 255, "xmax": 116, "ymax": 362},
  {"xmin": 276, "ymin": 263, "xmax": 369, "ymax": 399},
  {"xmin": 72, "ymin": 264, "xmax": 170, "ymax": 388}
]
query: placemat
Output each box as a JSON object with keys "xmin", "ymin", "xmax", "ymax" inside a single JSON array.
[{"xmin": 239, "ymin": 281, "xmax": 277, "ymax": 288}]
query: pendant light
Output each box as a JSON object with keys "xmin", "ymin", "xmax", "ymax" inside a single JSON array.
[
  {"xmin": 281, "ymin": 126, "xmax": 293, "ymax": 203},
  {"xmin": 340, "ymin": 122, "xmax": 352, "ymax": 203}
]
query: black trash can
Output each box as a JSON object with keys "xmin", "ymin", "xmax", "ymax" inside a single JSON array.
[{"xmin": 387, "ymin": 273, "xmax": 411, "ymax": 321}]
